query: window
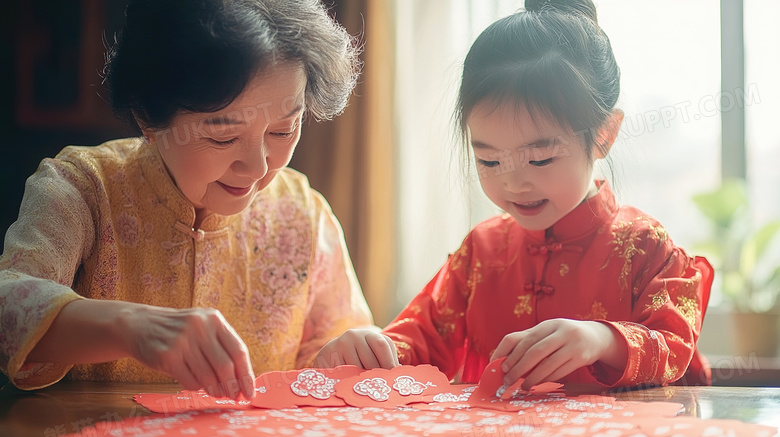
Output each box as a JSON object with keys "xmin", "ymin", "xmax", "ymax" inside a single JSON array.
[{"xmin": 392, "ymin": 2, "xmax": 780, "ymax": 362}]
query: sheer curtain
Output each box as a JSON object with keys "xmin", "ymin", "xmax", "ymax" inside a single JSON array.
[{"xmin": 392, "ymin": 0, "xmax": 519, "ymax": 316}]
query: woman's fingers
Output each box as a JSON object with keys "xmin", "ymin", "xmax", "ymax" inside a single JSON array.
[
  {"xmin": 214, "ymin": 315, "xmax": 255, "ymax": 399},
  {"xmin": 127, "ymin": 306, "xmax": 255, "ymax": 400},
  {"xmin": 169, "ymin": 360, "xmax": 203, "ymax": 393}
]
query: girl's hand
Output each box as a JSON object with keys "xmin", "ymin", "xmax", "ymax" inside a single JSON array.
[
  {"xmin": 313, "ymin": 328, "xmax": 399, "ymax": 369},
  {"xmin": 490, "ymin": 318, "xmax": 627, "ymax": 390},
  {"xmin": 117, "ymin": 306, "xmax": 255, "ymax": 400}
]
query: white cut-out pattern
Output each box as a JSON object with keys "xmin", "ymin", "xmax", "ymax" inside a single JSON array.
[
  {"xmin": 353, "ymin": 377, "xmax": 392, "ymax": 401},
  {"xmin": 495, "ymin": 384, "xmax": 508, "ymax": 398},
  {"xmin": 392, "ymin": 375, "xmax": 431, "ymax": 396},
  {"xmin": 432, "ymin": 390, "xmax": 471, "ymax": 403},
  {"xmin": 290, "ymin": 369, "xmax": 337, "ymax": 400}
]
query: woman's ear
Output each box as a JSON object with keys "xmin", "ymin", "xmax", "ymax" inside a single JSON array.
[
  {"xmin": 594, "ymin": 109, "xmax": 624, "ymax": 159},
  {"xmin": 133, "ymin": 111, "xmax": 153, "ymax": 144}
]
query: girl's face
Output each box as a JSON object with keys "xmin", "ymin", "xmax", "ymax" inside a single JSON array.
[
  {"xmin": 468, "ymin": 102, "xmax": 611, "ymax": 232},
  {"xmin": 149, "ymin": 62, "xmax": 306, "ymax": 223}
]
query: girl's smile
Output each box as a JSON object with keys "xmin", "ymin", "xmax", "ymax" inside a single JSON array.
[{"xmin": 510, "ymin": 199, "xmax": 548, "ymax": 216}]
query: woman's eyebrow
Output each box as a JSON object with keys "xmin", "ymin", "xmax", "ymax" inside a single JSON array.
[
  {"xmin": 203, "ymin": 116, "xmax": 245, "ymax": 126},
  {"xmin": 279, "ymin": 105, "xmax": 304, "ymax": 120}
]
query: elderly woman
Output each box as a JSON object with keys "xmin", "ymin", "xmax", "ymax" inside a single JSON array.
[{"xmin": 0, "ymin": 0, "xmax": 392, "ymax": 400}]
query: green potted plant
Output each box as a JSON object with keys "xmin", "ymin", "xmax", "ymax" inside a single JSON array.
[{"xmin": 692, "ymin": 178, "xmax": 780, "ymax": 357}]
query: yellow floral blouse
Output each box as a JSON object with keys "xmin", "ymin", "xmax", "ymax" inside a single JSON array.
[{"xmin": 0, "ymin": 138, "xmax": 372, "ymax": 389}]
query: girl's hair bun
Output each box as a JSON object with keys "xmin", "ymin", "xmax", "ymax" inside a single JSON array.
[{"xmin": 524, "ymin": 0, "xmax": 599, "ymax": 24}]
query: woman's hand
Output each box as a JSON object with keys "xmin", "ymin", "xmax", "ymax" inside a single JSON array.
[
  {"xmin": 313, "ymin": 328, "xmax": 399, "ymax": 369},
  {"xmin": 117, "ymin": 306, "xmax": 255, "ymax": 400},
  {"xmin": 490, "ymin": 318, "xmax": 627, "ymax": 390}
]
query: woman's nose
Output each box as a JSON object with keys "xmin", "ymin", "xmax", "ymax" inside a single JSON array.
[{"xmin": 233, "ymin": 141, "xmax": 269, "ymax": 180}]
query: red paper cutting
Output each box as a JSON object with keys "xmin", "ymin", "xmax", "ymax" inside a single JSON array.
[
  {"xmin": 469, "ymin": 357, "xmax": 564, "ymax": 411},
  {"xmin": 110, "ymin": 364, "xmax": 779, "ymax": 437},
  {"xmin": 134, "ymin": 390, "xmax": 253, "ymax": 414},
  {"xmin": 251, "ymin": 365, "xmax": 364, "ymax": 409},
  {"xmin": 334, "ymin": 364, "xmax": 452, "ymax": 407}
]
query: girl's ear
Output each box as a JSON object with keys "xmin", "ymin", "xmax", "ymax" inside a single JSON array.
[{"xmin": 593, "ymin": 109, "xmax": 624, "ymax": 159}]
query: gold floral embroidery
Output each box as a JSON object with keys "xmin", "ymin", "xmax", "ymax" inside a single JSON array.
[
  {"xmin": 675, "ymin": 296, "xmax": 699, "ymax": 328},
  {"xmin": 582, "ymin": 301, "xmax": 608, "ymax": 320},
  {"xmin": 395, "ymin": 341, "xmax": 412, "ymax": 362},
  {"xmin": 600, "ymin": 219, "xmax": 646, "ymax": 297},
  {"xmin": 448, "ymin": 244, "xmax": 469, "ymax": 272},
  {"xmin": 409, "ymin": 305, "xmax": 422, "ymax": 315},
  {"xmin": 396, "ymin": 341, "xmax": 412, "ymax": 351},
  {"xmin": 559, "ymin": 263, "xmax": 570, "ymax": 276},
  {"xmin": 663, "ymin": 364, "xmax": 679, "ymax": 382},
  {"xmin": 464, "ymin": 261, "xmax": 483, "ymax": 299},
  {"xmin": 648, "ymin": 223, "xmax": 668, "ymax": 243},
  {"xmin": 433, "ymin": 307, "xmax": 461, "ymax": 338},
  {"xmin": 514, "ymin": 294, "xmax": 533, "ymax": 316},
  {"xmin": 647, "ymin": 281, "xmax": 669, "ymax": 311},
  {"xmin": 678, "ymin": 274, "xmax": 699, "ymax": 298},
  {"xmin": 390, "ymin": 318, "xmax": 416, "ymax": 327}
]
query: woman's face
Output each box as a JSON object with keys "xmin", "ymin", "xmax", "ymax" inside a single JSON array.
[{"xmin": 149, "ymin": 62, "xmax": 306, "ymax": 222}]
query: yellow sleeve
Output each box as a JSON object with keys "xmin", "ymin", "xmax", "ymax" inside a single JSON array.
[
  {"xmin": 295, "ymin": 191, "xmax": 373, "ymax": 368},
  {"xmin": 0, "ymin": 158, "xmax": 94, "ymax": 389}
]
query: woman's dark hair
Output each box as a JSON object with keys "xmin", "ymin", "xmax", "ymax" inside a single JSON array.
[
  {"xmin": 104, "ymin": 0, "xmax": 361, "ymax": 134},
  {"xmin": 456, "ymin": 0, "xmax": 620, "ymax": 159}
]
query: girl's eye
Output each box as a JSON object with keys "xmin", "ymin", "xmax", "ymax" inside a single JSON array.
[
  {"xmin": 210, "ymin": 138, "xmax": 237, "ymax": 146},
  {"xmin": 529, "ymin": 158, "xmax": 553, "ymax": 167},
  {"xmin": 477, "ymin": 159, "xmax": 500, "ymax": 168}
]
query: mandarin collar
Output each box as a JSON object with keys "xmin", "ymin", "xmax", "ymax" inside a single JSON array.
[{"xmin": 522, "ymin": 180, "xmax": 618, "ymax": 243}]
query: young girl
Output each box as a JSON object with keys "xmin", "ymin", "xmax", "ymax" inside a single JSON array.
[{"xmin": 315, "ymin": 0, "xmax": 713, "ymax": 389}]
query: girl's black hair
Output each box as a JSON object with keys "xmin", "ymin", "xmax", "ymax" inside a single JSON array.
[
  {"xmin": 456, "ymin": 0, "xmax": 620, "ymax": 159},
  {"xmin": 104, "ymin": 0, "xmax": 361, "ymax": 134}
]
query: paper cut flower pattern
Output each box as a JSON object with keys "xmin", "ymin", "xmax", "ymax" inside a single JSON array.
[
  {"xmin": 432, "ymin": 388, "xmax": 472, "ymax": 403},
  {"xmin": 353, "ymin": 378, "xmax": 392, "ymax": 401},
  {"xmin": 496, "ymin": 384, "xmax": 508, "ymax": 398},
  {"xmin": 290, "ymin": 369, "xmax": 338, "ymax": 400},
  {"xmin": 392, "ymin": 376, "xmax": 430, "ymax": 396}
]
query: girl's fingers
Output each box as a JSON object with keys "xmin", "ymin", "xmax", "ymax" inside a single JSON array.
[
  {"xmin": 339, "ymin": 342, "xmax": 364, "ymax": 369},
  {"xmin": 355, "ymin": 336, "xmax": 382, "ymax": 369},
  {"xmin": 503, "ymin": 334, "xmax": 563, "ymax": 385},
  {"xmin": 365, "ymin": 334, "xmax": 398, "ymax": 369},
  {"xmin": 491, "ymin": 334, "xmax": 523, "ymax": 362},
  {"xmin": 518, "ymin": 347, "xmax": 572, "ymax": 390},
  {"xmin": 383, "ymin": 335, "xmax": 400, "ymax": 367},
  {"xmin": 533, "ymin": 359, "xmax": 581, "ymax": 389}
]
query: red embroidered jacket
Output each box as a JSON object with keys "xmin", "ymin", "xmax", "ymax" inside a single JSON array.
[{"xmin": 383, "ymin": 181, "xmax": 713, "ymax": 387}]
